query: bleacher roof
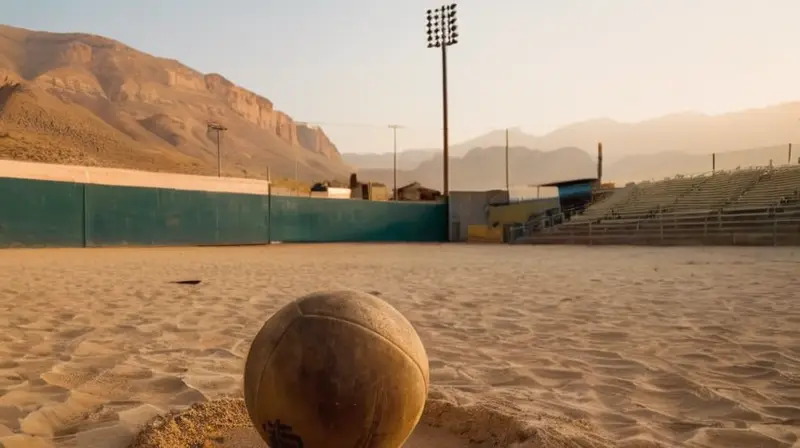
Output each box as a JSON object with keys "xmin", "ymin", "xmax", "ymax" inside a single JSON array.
[{"xmin": 536, "ymin": 177, "xmax": 598, "ymax": 188}]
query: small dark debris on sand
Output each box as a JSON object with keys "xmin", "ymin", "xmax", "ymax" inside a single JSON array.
[{"xmin": 170, "ymin": 280, "xmax": 202, "ymax": 285}]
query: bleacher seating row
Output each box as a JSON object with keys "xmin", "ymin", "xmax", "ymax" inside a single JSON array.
[
  {"xmin": 573, "ymin": 165, "xmax": 800, "ymax": 222},
  {"xmin": 513, "ymin": 165, "xmax": 800, "ymax": 246}
]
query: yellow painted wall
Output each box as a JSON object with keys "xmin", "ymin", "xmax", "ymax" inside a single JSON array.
[
  {"xmin": 467, "ymin": 225, "xmax": 503, "ymax": 243},
  {"xmin": 488, "ymin": 198, "xmax": 559, "ymax": 226},
  {"xmin": 369, "ymin": 185, "xmax": 390, "ymax": 201}
]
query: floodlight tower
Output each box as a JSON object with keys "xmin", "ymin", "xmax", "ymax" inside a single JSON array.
[{"xmin": 426, "ymin": 3, "xmax": 459, "ymax": 196}]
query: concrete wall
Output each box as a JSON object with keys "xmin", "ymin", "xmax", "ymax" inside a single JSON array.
[
  {"xmin": 0, "ymin": 159, "xmax": 270, "ymax": 195},
  {"xmin": 448, "ymin": 190, "xmax": 509, "ymax": 242},
  {"xmin": 310, "ymin": 187, "xmax": 352, "ymax": 199}
]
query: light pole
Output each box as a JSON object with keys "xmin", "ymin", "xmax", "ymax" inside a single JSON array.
[
  {"xmin": 292, "ymin": 121, "xmax": 305, "ymax": 182},
  {"xmin": 794, "ymin": 118, "xmax": 800, "ymax": 164},
  {"xmin": 388, "ymin": 124, "xmax": 402, "ymax": 200},
  {"xmin": 426, "ymin": 3, "xmax": 459, "ymax": 196},
  {"xmin": 504, "ymin": 128, "xmax": 510, "ymax": 193},
  {"xmin": 207, "ymin": 121, "xmax": 227, "ymax": 177}
]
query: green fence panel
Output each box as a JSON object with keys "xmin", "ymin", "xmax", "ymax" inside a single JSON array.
[
  {"xmin": 0, "ymin": 178, "xmax": 85, "ymax": 248},
  {"xmin": 0, "ymin": 178, "xmax": 444, "ymax": 248},
  {"xmin": 85, "ymin": 184, "xmax": 269, "ymax": 246},
  {"xmin": 269, "ymin": 196, "xmax": 447, "ymax": 242},
  {"xmin": 213, "ymin": 190, "xmax": 270, "ymax": 245}
]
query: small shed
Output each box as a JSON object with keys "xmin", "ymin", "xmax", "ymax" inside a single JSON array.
[
  {"xmin": 396, "ymin": 182, "xmax": 441, "ymax": 201},
  {"xmin": 310, "ymin": 182, "xmax": 352, "ymax": 199}
]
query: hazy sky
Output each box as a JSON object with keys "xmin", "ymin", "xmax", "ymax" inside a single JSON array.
[{"xmin": 4, "ymin": 0, "xmax": 800, "ymax": 153}]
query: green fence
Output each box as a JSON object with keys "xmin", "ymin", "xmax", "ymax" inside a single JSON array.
[
  {"xmin": 0, "ymin": 178, "xmax": 447, "ymax": 248},
  {"xmin": 0, "ymin": 178, "xmax": 85, "ymax": 248},
  {"xmin": 269, "ymin": 196, "xmax": 447, "ymax": 242},
  {"xmin": 86, "ymin": 184, "xmax": 271, "ymax": 246}
]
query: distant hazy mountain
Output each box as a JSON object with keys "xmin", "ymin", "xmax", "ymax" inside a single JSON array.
[
  {"xmin": 342, "ymin": 149, "xmax": 436, "ymax": 171},
  {"xmin": 343, "ymin": 127, "xmax": 537, "ymax": 171},
  {"xmin": 358, "ymin": 146, "xmax": 598, "ymax": 192},
  {"xmin": 537, "ymin": 106, "xmax": 798, "ymax": 159},
  {"xmin": 356, "ymin": 141, "xmax": 796, "ymax": 191},
  {"xmin": 345, "ymin": 102, "xmax": 800, "ymax": 187},
  {"xmin": 606, "ymin": 144, "xmax": 796, "ymax": 182}
]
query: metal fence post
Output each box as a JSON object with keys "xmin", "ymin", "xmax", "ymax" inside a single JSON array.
[
  {"xmin": 81, "ymin": 182, "xmax": 88, "ymax": 248},
  {"xmin": 773, "ymin": 213, "xmax": 778, "ymax": 246},
  {"xmin": 267, "ymin": 182, "xmax": 272, "ymax": 244}
]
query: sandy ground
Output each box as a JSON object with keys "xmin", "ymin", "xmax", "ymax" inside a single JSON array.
[{"xmin": 0, "ymin": 244, "xmax": 798, "ymax": 448}]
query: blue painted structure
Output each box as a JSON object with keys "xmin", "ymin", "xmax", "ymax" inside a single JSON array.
[
  {"xmin": 538, "ymin": 177, "xmax": 598, "ymax": 210},
  {"xmin": 556, "ymin": 182, "xmax": 593, "ymax": 199}
]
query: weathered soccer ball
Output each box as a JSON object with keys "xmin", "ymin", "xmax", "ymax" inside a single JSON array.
[{"xmin": 243, "ymin": 290, "xmax": 429, "ymax": 447}]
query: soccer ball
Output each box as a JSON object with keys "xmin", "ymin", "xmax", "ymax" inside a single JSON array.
[{"xmin": 243, "ymin": 290, "xmax": 429, "ymax": 447}]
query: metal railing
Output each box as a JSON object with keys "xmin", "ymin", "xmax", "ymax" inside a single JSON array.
[
  {"xmin": 508, "ymin": 203, "xmax": 585, "ymax": 237},
  {"xmin": 508, "ymin": 164, "xmax": 800, "ymax": 245},
  {"xmin": 510, "ymin": 204, "xmax": 800, "ymax": 246}
]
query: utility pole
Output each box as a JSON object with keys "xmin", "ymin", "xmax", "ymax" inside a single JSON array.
[
  {"xmin": 290, "ymin": 121, "xmax": 302, "ymax": 183},
  {"xmin": 597, "ymin": 142, "xmax": 603, "ymax": 182},
  {"xmin": 795, "ymin": 118, "xmax": 800, "ymax": 165},
  {"xmin": 426, "ymin": 3, "xmax": 459, "ymax": 196},
  {"xmin": 388, "ymin": 125, "xmax": 402, "ymax": 200},
  {"xmin": 207, "ymin": 121, "xmax": 228, "ymax": 177},
  {"xmin": 504, "ymin": 128, "xmax": 510, "ymax": 193}
]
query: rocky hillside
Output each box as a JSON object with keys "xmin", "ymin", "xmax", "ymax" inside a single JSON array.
[{"xmin": 0, "ymin": 24, "xmax": 350, "ymax": 181}]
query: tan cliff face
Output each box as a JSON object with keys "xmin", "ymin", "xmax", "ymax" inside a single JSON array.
[{"xmin": 0, "ymin": 24, "xmax": 347, "ymax": 181}]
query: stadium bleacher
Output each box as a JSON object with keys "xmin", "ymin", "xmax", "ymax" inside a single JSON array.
[
  {"xmin": 728, "ymin": 165, "xmax": 800, "ymax": 208},
  {"xmin": 609, "ymin": 176, "xmax": 696, "ymax": 218},
  {"xmin": 569, "ymin": 184, "xmax": 635, "ymax": 223},
  {"xmin": 513, "ymin": 165, "xmax": 800, "ymax": 246},
  {"xmin": 670, "ymin": 169, "xmax": 762, "ymax": 213}
]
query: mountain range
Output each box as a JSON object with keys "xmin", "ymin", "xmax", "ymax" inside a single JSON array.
[
  {"xmin": 345, "ymin": 106, "xmax": 800, "ymax": 190},
  {"xmin": 0, "ymin": 24, "xmax": 350, "ymax": 183},
  {"xmin": 1, "ymin": 24, "xmax": 798, "ymax": 191}
]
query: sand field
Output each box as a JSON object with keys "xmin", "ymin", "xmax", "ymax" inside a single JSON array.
[{"xmin": 0, "ymin": 244, "xmax": 798, "ymax": 447}]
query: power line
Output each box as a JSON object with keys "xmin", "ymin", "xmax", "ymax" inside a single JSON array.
[{"xmin": 294, "ymin": 120, "xmax": 446, "ymax": 132}]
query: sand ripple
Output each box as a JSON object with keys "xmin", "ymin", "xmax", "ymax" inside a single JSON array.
[{"xmin": 0, "ymin": 245, "xmax": 798, "ymax": 447}]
